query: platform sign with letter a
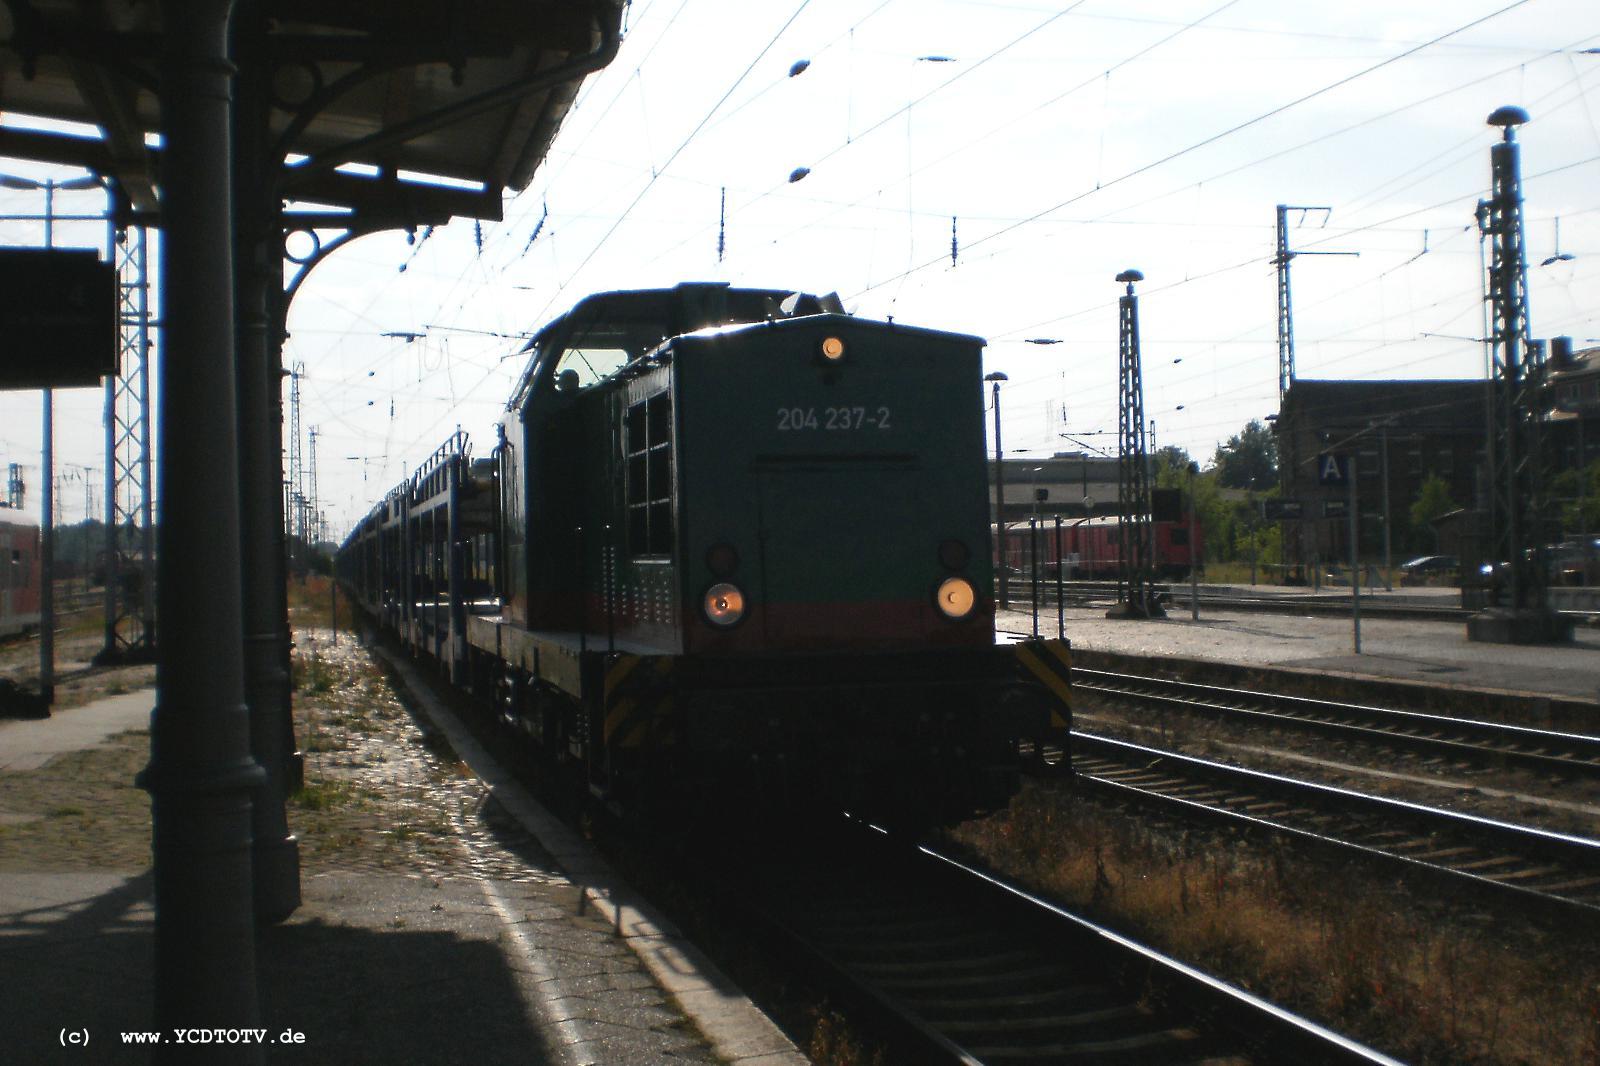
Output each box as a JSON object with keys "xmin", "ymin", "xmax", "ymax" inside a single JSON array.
[{"xmin": 1316, "ymin": 453, "xmax": 1351, "ymax": 487}]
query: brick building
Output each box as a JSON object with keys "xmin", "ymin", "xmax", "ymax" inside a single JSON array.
[
  {"xmin": 1548, "ymin": 342, "xmax": 1600, "ymax": 473},
  {"xmin": 1274, "ymin": 379, "xmax": 1487, "ymax": 562}
]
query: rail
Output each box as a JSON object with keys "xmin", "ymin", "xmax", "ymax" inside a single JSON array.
[
  {"xmin": 724, "ymin": 814, "xmax": 1402, "ymax": 1065},
  {"xmin": 1074, "ymin": 666, "xmax": 1600, "ymax": 778},
  {"xmin": 1067, "ymin": 732, "xmax": 1600, "ymax": 923}
]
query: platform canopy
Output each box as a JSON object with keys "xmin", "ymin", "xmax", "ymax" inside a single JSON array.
[{"xmin": 0, "ymin": 0, "xmax": 622, "ymax": 220}]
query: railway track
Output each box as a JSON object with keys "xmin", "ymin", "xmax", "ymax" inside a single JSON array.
[
  {"xmin": 724, "ymin": 815, "xmax": 1400, "ymax": 1065},
  {"xmin": 1069, "ymin": 731, "xmax": 1600, "ymax": 923},
  {"xmin": 1074, "ymin": 666, "xmax": 1600, "ymax": 779}
]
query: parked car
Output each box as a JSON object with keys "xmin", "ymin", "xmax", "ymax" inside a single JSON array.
[
  {"xmin": 1549, "ymin": 538, "xmax": 1600, "ymax": 587},
  {"xmin": 1399, "ymin": 554, "xmax": 1460, "ymax": 585},
  {"xmin": 1474, "ymin": 541, "xmax": 1599, "ymax": 589}
]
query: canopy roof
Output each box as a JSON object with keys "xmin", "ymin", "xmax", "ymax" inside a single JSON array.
[{"xmin": 0, "ymin": 1, "xmax": 621, "ymax": 218}]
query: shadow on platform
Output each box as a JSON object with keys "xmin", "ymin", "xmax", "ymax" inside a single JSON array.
[{"xmin": 2, "ymin": 868, "xmax": 565, "ymax": 1064}]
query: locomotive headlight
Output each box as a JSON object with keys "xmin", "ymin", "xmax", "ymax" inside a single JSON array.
[
  {"xmin": 703, "ymin": 582, "xmax": 746, "ymax": 627},
  {"xmin": 935, "ymin": 576, "xmax": 977, "ymax": 619},
  {"xmin": 820, "ymin": 335, "xmax": 846, "ymax": 362}
]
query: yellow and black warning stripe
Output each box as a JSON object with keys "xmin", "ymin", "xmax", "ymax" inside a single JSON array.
[
  {"xmin": 603, "ymin": 653, "xmax": 676, "ymax": 749},
  {"xmin": 1014, "ymin": 638, "xmax": 1071, "ymax": 731}
]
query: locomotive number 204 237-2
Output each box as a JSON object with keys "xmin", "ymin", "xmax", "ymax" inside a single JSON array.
[{"xmin": 776, "ymin": 405, "xmax": 892, "ymax": 431}]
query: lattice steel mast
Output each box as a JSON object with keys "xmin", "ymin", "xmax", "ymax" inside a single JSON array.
[
  {"xmin": 1108, "ymin": 269, "xmax": 1163, "ymax": 619},
  {"xmin": 99, "ymin": 225, "xmax": 157, "ymax": 662},
  {"xmin": 1274, "ymin": 205, "xmax": 1338, "ymax": 402},
  {"xmin": 307, "ymin": 425, "xmax": 320, "ymax": 547},
  {"xmin": 1276, "ymin": 206, "xmax": 1297, "ymax": 403},
  {"xmin": 1274, "ymin": 205, "xmax": 1353, "ymax": 575},
  {"xmin": 1468, "ymin": 105, "xmax": 1570, "ymax": 643}
]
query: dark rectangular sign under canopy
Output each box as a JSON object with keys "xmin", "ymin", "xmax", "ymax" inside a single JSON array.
[{"xmin": 0, "ymin": 248, "xmax": 116, "ymax": 390}]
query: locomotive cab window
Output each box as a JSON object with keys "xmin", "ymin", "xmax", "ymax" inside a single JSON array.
[
  {"xmin": 552, "ymin": 346, "xmax": 629, "ymax": 392},
  {"xmin": 625, "ymin": 392, "xmax": 674, "ymax": 558}
]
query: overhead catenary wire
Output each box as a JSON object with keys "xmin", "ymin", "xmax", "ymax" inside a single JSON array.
[
  {"xmin": 528, "ymin": 0, "xmax": 818, "ymax": 326},
  {"xmin": 847, "ymin": 0, "xmax": 1538, "ymax": 303}
]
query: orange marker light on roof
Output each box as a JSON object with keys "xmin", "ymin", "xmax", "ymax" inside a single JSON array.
[{"xmin": 820, "ymin": 336, "xmax": 846, "ymax": 362}]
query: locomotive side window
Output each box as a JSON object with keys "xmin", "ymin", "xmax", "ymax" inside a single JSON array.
[{"xmin": 625, "ymin": 392, "xmax": 674, "ymax": 558}]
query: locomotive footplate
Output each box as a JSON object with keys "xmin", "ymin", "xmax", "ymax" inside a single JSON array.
[
  {"xmin": 656, "ymin": 640, "xmax": 1068, "ymax": 739},
  {"xmin": 469, "ymin": 616, "xmax": 1070, "ymax": 817},
  {"xmin": 600, "ymin": 638, "xmax": 1071, "ymax": 797}
]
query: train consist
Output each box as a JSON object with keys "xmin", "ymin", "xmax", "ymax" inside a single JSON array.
[
  {"xmin": 997, "ymin": 514, "xmax": 1203, "ymax": 581},
  {"xmin": 0, "ymin": 508, "xmax": 41, "ymax": 639},
  {"xmin": 340, "ymin": 283, "xmax": 1072, "ymax": 823}
]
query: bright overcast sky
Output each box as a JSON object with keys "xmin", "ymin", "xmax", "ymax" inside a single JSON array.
[{"xmin": 1, "ymin": 0, "xmax": 1597, "ymax": 538}]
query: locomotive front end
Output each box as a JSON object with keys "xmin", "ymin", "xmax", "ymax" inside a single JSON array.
[
  {"xmin": 643, "ymin": 314, "xmax": 1070, "ymax": 821},
  {"xmin": 675, "ymin": 315, "xmax": 994, "ymax": 654}
]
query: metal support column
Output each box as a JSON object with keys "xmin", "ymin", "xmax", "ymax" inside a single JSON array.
[
  {"xmin": 985, "ymin": 371, "xmax": 1009, "ymax": 610},
  {"xmin": 1467, "ymin": 105, "xmax": 1571, "ymax": 643},
  {"xmin": 448, "ymin": 449, "xmax": 467, "ymax": 685},
  {"xmin": 40, "ymin": 388, "xmax": 53, "ymax": 705},
  {"xmin": 1107, "ymin": 269, "xmax": 1163, "ymax": 619},
  {"xmin": 137, "ymin": 0, "xmax": 267, "ymax": 1056},
  {"xmin": 99, "ymin": 225, "xmax": 158, "ymax": 663},
  {"xmin": 232, "ymin": 0, "xmax": 301, "ymax": 924},
  {"xmin": 1276, "ymin": 205, "xmax": 1352, "ymax": 575}
]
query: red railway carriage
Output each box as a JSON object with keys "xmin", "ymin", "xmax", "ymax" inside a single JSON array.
[
  {"xmin": 1, "ymin": 508, "xmax": 42, "ymax": 638},
  {"xmin": 997, "ymin": 513, "xmax": 1202, "ymax": 581}
]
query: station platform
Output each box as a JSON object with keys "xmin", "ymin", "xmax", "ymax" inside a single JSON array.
[
  {"xmin": 999, "ymin": 583, "xmax": 1600, "ymax": 706},
  {"xmin": 0, "ymin": 643, "xmax": 804, "ymax": 1066}
]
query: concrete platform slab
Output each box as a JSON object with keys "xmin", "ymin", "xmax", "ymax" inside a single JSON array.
[
  {"xmin": 1002, "ymin": 602, "xmax": 1600, "ymax": 704},
  {"xmin": 0, "ymin": 690, "xmax": 152, "ymax": 772}
]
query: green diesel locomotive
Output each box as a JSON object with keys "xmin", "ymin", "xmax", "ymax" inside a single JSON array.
[{"xmin": 342, "ymin": 283, "xmax": 1070, "ymax": 823}]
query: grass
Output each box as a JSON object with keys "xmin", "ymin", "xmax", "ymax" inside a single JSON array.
[
  {"xmin": 294, "ymin": 652, "xmax": 340, "ymax": 696},
  {"xmin": 807, "ymin": 1007, "xmax": 888, "ymax": 1066},
  {"xmin": 292, "ymin": 778, "xmax": 363, "ymax": 812},
  {"xmin": 0, "ymin": 730, "xmax": 153, "ymax": 869},
  {"xmin": 286, "ymin": 573, "xmax": 357, "ymax": 633},
  {"xmin": 951, "ymin": 784, "xmax": 1600, "ymax": 1065}
]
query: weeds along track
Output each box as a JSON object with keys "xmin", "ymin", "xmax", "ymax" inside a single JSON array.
[
  {"xmin": 726, "ymin": 815, "xmax": 1399, "ymax": 1066},
  {"xmin": 1074, "ymin": 667, "xmax": 1600, "ymax": 778},
  {"xmin": 1068, "ymin": 732, "xmax": 1600, "ymax": 924}
]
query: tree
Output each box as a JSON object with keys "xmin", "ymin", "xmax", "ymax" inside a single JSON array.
[
  {"xmin": 1409, "ymin": 474, "xmax": 1457, "ymax": 529},
  {"xmin": 1552, "ymin": 458, "xmax": 1600, "ymax": 536},
  {"xmin": 1407, "ymin": 474, "xmax": 1458, "ymax": 554},
  {"xmin": 1211, "ymin": 419, "xmax": 1278, "ymax": 490},
  {"xmin": 1151, "ymin": 445, "xmax": 1195, "ymax": 491}
]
